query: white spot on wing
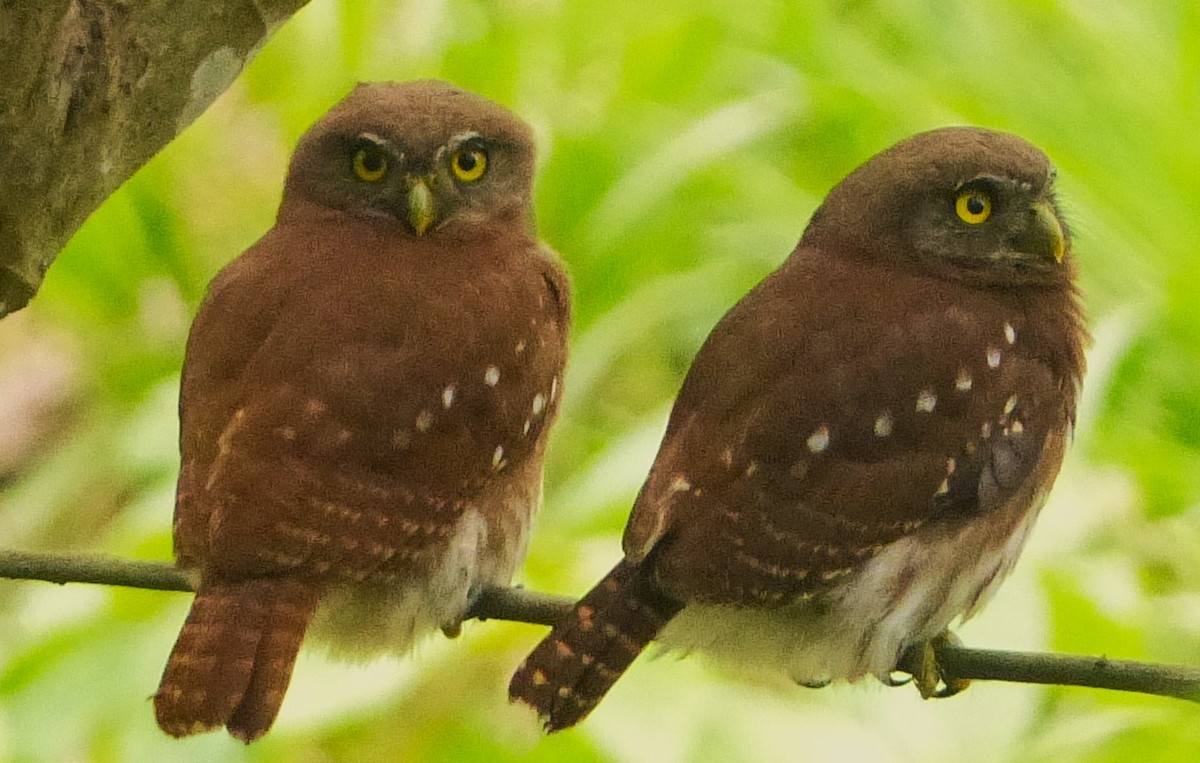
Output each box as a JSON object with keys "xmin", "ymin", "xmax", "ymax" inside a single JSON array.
[
  {"xmin": 550, "ymin": 376, "xmax": 560, "ymax": 403},
  {"xmin": 916, "ymin": 389, "xmax": 937, "ymax": 413},
  {"xmin": 669, "ymin": 475, "xmax": 692, "ymax": 493},
  {"xmin": 955, "ymin": 368, "xmax": 972, "ymax": 392},
  {"xmin": 492, "ymin": 445, "xmax": 505, "ymax": 469},
  {"xmin": 305, "ymin": 398, "xmax": 328, "ymax": 416},
  {"xmin": 874, "ymin": 412, "xmax": 893, "ymax": 437},
  {"xmin": 1004, "ymin": 395, "xmax": 1018, "ymax": 415},
  {"xmin": 484, "ymin": 366, "xmax": 501, "ymax": 386},
  {"xmin": 442, "ymin": 384, "xmax": 457, "ymax": 409},
  {"xmin": 531, "ymin": 393, "xmax": 546, "ymax": 416},
  {"xmin": 987, "ymin": 347, "xmax": 1002, "ymax": 369},
  {"xmin": 1004, "ymin": 322, "xmax": 1016, "ymax": 345},
  {"xmin": 806, "ymin": 425, "xmax": 830, "ymax": 453},
  {"xmin": 415, "ymin": 410, "xmax": 434, "ymax": 432}
]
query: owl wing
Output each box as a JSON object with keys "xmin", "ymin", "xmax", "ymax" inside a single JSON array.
[
  {"xmin": 174, "ymin": 231, "xmax": 306, "ymax": 568},
  {"xmin": 622, "ymin": 253, "xmax": 1073, "ymax": 604}
]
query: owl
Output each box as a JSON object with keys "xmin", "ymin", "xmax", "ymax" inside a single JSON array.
[
  {"xmin": 154, "ymin": 80, "xmax": 570, "ymax": 742},
  {"xmin": 510, "ymin": 127, "xmax": 1085, "ymax": 730}
]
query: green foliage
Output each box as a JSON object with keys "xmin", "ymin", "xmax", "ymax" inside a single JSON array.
[{"xmin": 2, "ymin": 0, "xmax": 1198, "ymax": 760}]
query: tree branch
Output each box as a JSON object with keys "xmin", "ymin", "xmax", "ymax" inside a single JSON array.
[{"xmin": 2, "ymin": 548, "xmax": 1198, "ymax": 704}]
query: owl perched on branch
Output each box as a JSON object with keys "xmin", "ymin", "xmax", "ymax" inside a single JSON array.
[
  {"xmin": 155, "ymin": 80, "xmax": 570, "ymax": 743},
  {"xmin": 510, "ymin": 127, "xmax": 1085, "ymax": 730}
]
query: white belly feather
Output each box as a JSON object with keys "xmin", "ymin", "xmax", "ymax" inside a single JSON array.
[
  {"xmin": 658, "ymin": 499, "xmax": 1044, "ymax": 685},
  {"xmin": 309, "ymin": 489, "xmax": 536, "ymax": 660}
]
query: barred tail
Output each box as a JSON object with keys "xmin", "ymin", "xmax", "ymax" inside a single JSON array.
[
  {"xmin": 154, "ymin": 578, "xmax": 319, "ymax": 743},
  {"xmin": 508, "ymin": 560, "xmax": 682, "ymax": 731}
]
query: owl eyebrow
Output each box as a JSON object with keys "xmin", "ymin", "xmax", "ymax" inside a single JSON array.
[
  {"xmin": 355, "ymin": 132, "xmax": 390, "ymax": 148},
  {"xmin": 449, "ymin": 131, "xmax": 483, "ymax": 145}
]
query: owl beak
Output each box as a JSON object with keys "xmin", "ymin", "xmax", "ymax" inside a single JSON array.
[
  {"xmin": 1028, "ymin": 201, "xmax": 1066, "ymax": 264},
  {"xmin": 406, "ymin": 177, "xmax": 437, "ymax": 236}
]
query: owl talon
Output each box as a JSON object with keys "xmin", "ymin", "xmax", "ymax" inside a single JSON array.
[
  {"xmin": 441, "ymin": 622, "xmax": 463, "ymax": 639},
  {"xmin": 795, "ymin": 677, "xmax": 831, "ymax": 689},
  {"xmin": 907, "ymin": 631, "xmax": 970, "ymax": 699},
  {"xmin": 882, "ymin": 671, "xmax": 913, "ymax": 688}
]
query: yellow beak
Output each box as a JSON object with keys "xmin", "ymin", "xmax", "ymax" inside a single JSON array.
[
  {"xmin": 407, "ymin": 178, "xmax": 437, "ymax": 236},
  {"xmin": 1033, "ymin": 201, "xmax": 1066, "ymax": 264}
]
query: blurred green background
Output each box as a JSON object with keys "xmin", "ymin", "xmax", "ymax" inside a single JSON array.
[{"xmin": 2, "ymin": 0, "xmax": 1200, "ymax": 760}]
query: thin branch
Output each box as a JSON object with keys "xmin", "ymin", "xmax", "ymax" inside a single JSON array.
[
  {"xmin": 0, "ymin": 549, "xmax": 194, "ymax": 592},
  {"xmin": 2, "ymin": 548, "xmax": 1198, "ymax": 703}
]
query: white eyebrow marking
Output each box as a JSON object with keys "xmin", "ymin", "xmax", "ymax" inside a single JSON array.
[{"xmin": 450, "ymin": 130, "xmax": 482, "ymax": 146}]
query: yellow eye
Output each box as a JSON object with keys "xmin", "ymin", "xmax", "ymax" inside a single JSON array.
[
  {"xmin": 451, "ymin": 147, "xmax": 488, "ymax": 182},
  {"xmin": 352, "ymin": 148, "xmax": 388, "ymax": 182},
  {"xmin": 955, "ymin": 189, "xmax": 992, "ymax": 224}
]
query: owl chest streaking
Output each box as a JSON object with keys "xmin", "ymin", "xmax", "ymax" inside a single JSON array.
[
  {"xmin": 511, "ymin": 127, "xmax": 1085, "ymax": 731},
  {"xmin": 156, "ymin": 80, "xmax": 569, "ymax": 743}
]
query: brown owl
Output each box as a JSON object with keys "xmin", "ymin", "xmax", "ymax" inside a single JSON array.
[
  {"xmin": 154, "ymin": 80, "xmax": 570, "ymax": 742},
  {"xmin": 510, "ymin": 127, "xmax": 1086, "ymax": 730}
]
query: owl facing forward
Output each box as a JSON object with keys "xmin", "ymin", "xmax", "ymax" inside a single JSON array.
[{"xmin": 154, "ymin": 80, "xmax": 570, "ymax": 742}]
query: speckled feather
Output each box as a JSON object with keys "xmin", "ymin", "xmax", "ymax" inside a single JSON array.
[
  {"xmin": 510, "ymin": 127, "xmax": 1085, "ymax": 731},
  {"xmin": 156, "ymin": 81, "xmax": 569, "ymax": 743}
]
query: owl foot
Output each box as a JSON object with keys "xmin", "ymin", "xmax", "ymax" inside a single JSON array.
[
  {"xmin": 446, "ymin": 584, "xmax": 490, "ymax": 636},
  {"xmin": 908, "ymin": 631, "xmax": 971, "ymax": 699},
  {"xmin": 795, "ymin": 677, "xmax": 831, "ymax": 689}
]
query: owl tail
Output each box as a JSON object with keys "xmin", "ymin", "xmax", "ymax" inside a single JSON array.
[
  {"xmin": 154, "ymin": 577, "xmax": 320, "ymax": 743},
  {"xmin": 508, "ymin": 559, "xmax": 682, "ymax": 732}
]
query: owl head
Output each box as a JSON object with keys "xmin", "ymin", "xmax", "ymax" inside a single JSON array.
[
  {"xmin": 802, "ymin": 127, "xmax": 1070, "ymax": 288},
  {"xmin": 281, "ymin": 80, "xmax": 537, "ymax": 238}
]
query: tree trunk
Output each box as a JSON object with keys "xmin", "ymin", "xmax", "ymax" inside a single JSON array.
[{"xmin": 0, "ymin": 0, "xmax": 310, "ymax": 316}]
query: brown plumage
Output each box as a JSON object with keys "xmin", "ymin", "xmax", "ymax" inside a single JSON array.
[
  {"xmin": 510, "ymin": 127, "xmax": 1086, "ymax": 731},
  {"xmin": 155, "ymin": 80, "xmax": 570, "ymax": 743}
]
